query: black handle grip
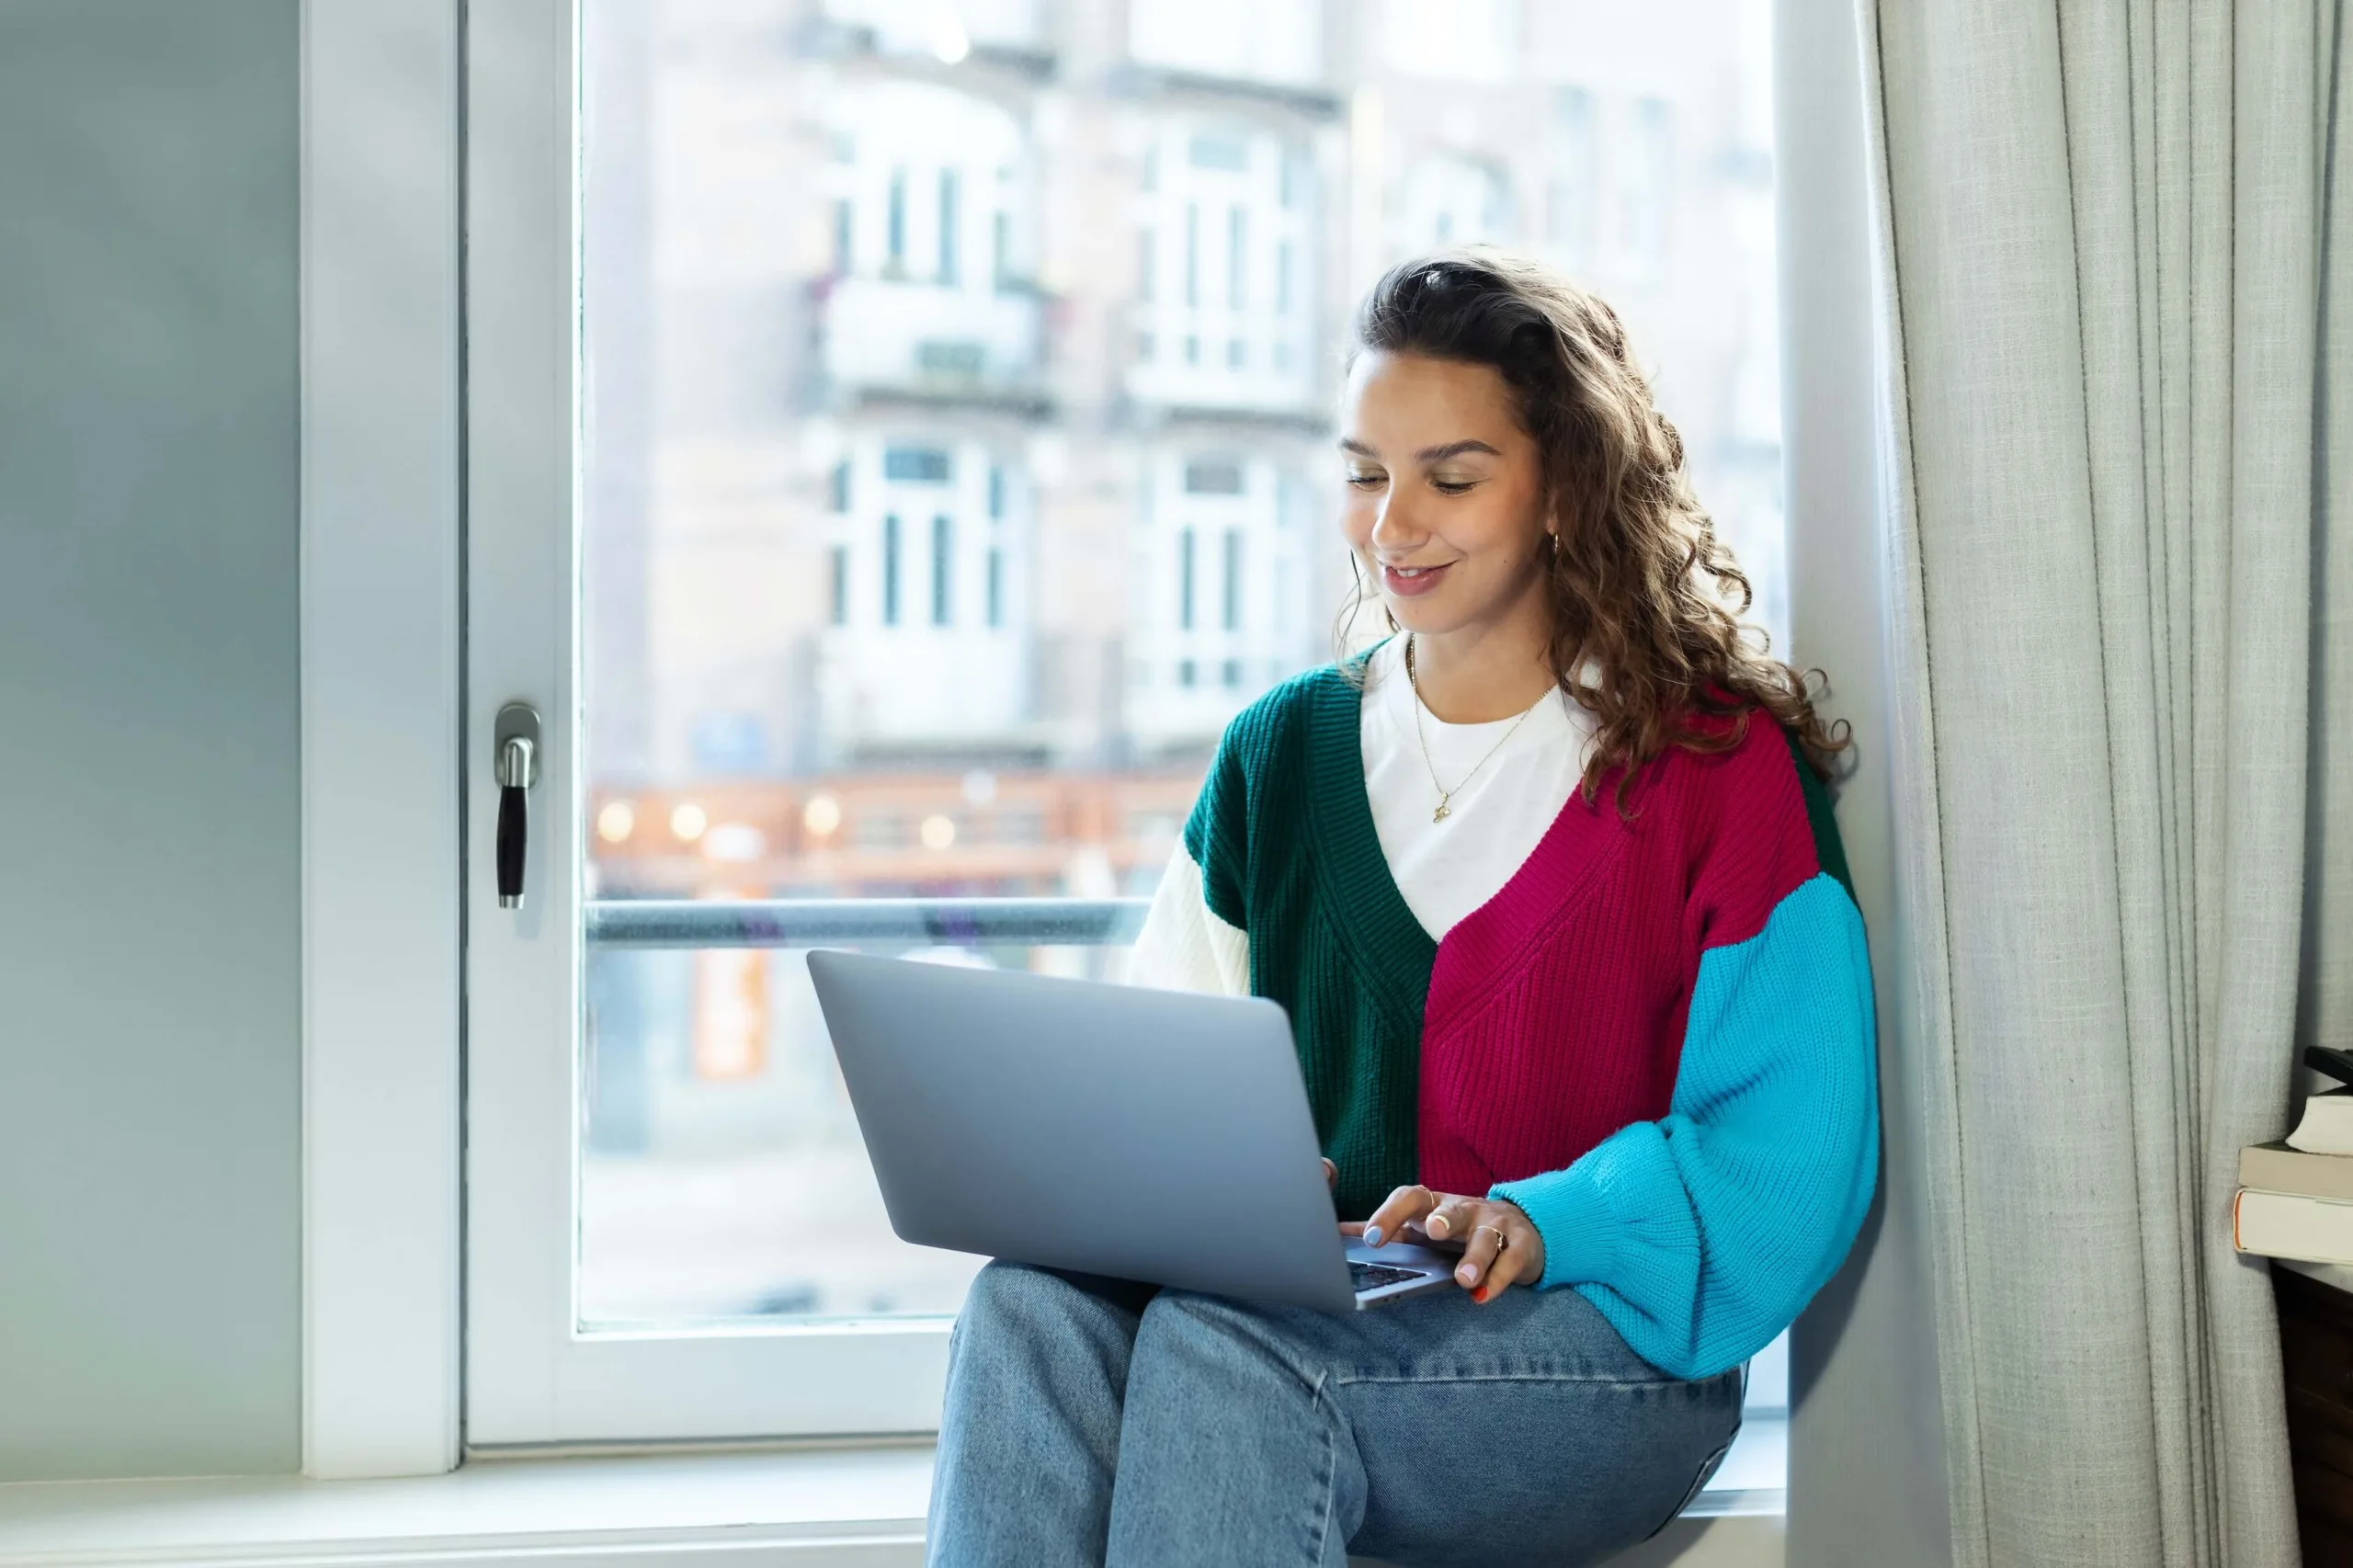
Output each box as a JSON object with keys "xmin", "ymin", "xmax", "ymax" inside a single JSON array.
[{"xmin": 496, "ymin": 783, "xmax": 527, "ymax": 907}]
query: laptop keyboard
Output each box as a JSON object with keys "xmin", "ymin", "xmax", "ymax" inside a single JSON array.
[{"xmin": 1349, "ymin": 1261, "xmax": 1432, "ymax": 1292}]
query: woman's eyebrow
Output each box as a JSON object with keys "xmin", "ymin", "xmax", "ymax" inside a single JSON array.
[
  {"xmin": 1336, "ymin": 437, "xmax": 1502, "ymax": 461},
  {"xmin": 1415, "ymin": 439, "xmax": 1501, "ymax": 462}
]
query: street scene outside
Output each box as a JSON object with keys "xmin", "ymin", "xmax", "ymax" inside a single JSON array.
[{"xmin": 577, "ymin": 0, "xmax": 1785, "ymax": 1333}]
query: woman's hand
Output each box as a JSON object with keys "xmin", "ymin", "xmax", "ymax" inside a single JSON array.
[{"xmin": 1347, "ymin": 1185, "xmax": 1546, "ymax": 1303}]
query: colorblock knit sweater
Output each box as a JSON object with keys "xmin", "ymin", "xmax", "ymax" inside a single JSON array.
[{"xmin": 1127, "ymin": 656, "xmax": 1879, "ymax": 1381}]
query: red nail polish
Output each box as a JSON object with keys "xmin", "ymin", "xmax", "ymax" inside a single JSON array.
[{"xmin": 1473, "ymin": 1286, "xmax": 1489, "ymax": 1303}]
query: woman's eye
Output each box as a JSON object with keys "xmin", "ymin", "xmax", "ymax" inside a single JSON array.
[
  {"xmin": 1345, "ymin": 472, "xmax": 1386, "ymax": 490},
  {"xmin": 1431, "ymin": 477, "xmax": 1478, "ymax": 495}
]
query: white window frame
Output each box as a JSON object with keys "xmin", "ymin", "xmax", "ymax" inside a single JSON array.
[
  {"xmin": 300, "ymin": 0, "xmax": 463, "ymax": 1479},
  {"xmin": 459, "ymin": 0, "xmax": 950, "ymax": 1448}
]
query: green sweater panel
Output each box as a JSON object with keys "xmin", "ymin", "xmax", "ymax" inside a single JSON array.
[{"xmin": 1181, "ymin": 665, "xmax": 1436, "ymax": 1219}]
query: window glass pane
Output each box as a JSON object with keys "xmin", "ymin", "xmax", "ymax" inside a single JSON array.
[{"xmin": 579, "ymin": 0, "xmax": 1785, "ymax": 1329}]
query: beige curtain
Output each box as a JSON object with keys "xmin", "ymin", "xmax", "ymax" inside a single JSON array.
[{"xmin": 1859, "ymin": 0, "xmax": 2351, "ymax": 1562}]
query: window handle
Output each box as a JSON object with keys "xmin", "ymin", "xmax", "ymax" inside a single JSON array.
[{"xmin": 494, "ymin": 702, "xmax": 541, "ymax": 910}]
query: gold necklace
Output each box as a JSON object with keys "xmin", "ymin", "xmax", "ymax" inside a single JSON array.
[{"xmin": 1403, "ymin": 634, "xmax": 1540, "ymax": 823}]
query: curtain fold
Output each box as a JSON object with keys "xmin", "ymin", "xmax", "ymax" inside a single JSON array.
[{"xmin": 1859, "ymin": 0, "xmax": 2347, "ymax": 1561}]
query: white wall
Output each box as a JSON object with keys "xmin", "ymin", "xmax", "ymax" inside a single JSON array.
[{"xmin": 0, "ymin": 0, "xmax": 304, "ymax": 1481}]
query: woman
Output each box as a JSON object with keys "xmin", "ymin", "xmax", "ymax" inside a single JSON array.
[{"xmin": 926, "ymin": 251, "xmax": 1878, "ymax": 1568}]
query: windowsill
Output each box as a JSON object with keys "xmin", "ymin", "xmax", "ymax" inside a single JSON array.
[{"xmin": 0, "ymin": 1423, "xmax": 1783, "ymax": 1567}]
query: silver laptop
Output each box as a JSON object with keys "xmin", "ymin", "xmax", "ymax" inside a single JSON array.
[{"xmin": 805, "ymin": 949, "xmax": 1457, "ymax": 1312}]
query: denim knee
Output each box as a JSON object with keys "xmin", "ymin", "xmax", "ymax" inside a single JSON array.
[
  {"xmin": 957, "ymin": 1261, "xmax": 1156, "ymax": 1346},
  {"xmin": 955, "ymin": 1261, "xmax": 1063, "ymax": 1346}
]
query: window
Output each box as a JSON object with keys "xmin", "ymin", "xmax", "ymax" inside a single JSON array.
[
  {"xmin": 1188, "ymin": 131, "xmax": 1249, "ymax": 171},
  {"xmin": 1183, "ymin": 458, "xmax": 1243, "ymax": 494},
  {"xmin": 886, "ymin": 166, "xmax": 907, "ymax": 271},
  {"xmin": 1184, "ymin": 202, "xmax": 1199, "ymax": 306},
  {"xmin": 938, "ymin": 169, "xmax": 960, "ymax": 284},
  {"xmin": 1228, "ymin": 205, "xmax": 1247, "ymax": 307},
  {"xmin": 884, "ymin": 446, "xmax": 951, "ymax": 483},
  {"xmin": 931, "ymin": 514, "xmax": 953, "ymax": 625},
  {"xmin": 470, "ymin": 0, "xmax": 1789, "ymax": 1449},
  {"xmin": 1625, "ymin": 97, "xmax": 1675, "ymax": 263},
  {"xmin": 1549, "ymin": 87, "xmax": 1597, "ymax": 266}
]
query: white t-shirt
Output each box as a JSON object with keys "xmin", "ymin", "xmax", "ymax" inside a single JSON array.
[{"xmin": 1358, "ymin": 635, "xmax": 1595, "ymax": 938}]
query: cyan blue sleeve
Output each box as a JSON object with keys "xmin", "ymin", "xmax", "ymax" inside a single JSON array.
[{"xmin": 1488, "ymin": 872, "xmax": 1879, "ymax": 1380}]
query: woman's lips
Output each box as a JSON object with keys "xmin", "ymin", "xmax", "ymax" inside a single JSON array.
[{"xmin": 1381, "ymin": 561, "xmax": 1452, "ymax": 597}]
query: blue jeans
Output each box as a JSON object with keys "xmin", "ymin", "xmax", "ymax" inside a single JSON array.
[{"xmin": 926, "ymin": 1262, "xmax": 1745, "ymax": 1568}]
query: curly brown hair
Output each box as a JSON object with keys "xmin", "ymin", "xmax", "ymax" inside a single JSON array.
[{"xmin": 1335, "ymin": 249, "xmax": 1848, "ymax": 806}]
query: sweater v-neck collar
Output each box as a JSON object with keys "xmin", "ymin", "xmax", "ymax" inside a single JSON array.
[{"xmin": 1304, "ymin": 653, "xmax": 1632, "ymax": 1042}]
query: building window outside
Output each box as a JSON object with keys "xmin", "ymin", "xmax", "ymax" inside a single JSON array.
[
  {"xmin": 931, "ymin": 513, "xmax": 954, "ymax": 625},
  {"xmin": 1188, "ymin": 130, "xmax": 1248, "ymax": 170},
  {"xmin": 993, "ymin": 210, "xmax": 1013, "ymax": 290},
  {"xmin": 881, "ymin": 512, "xmax": 901, "ymax": 625},
  {"xmin": 1184, "ymin": 458, "xmax": 1244, "ymax": 494},
  {"xmin": 830, "ymin": 460, "xmax": 851, "ymax": 512},
  {"xmin": 986, "ymin": 546, "xmax": 1004, "ymax": 628},
  {"xmin": 886, "ymin": 166, "xmax": 907, "ymax": 272},
  {"xmin": 1184, "ymin": 202, "xmax": 1199, "ymax": 307},
  {"xmin": 1626, "ymin": 97, "xmax": 1674, "ymax": 262},
  {"xmin": 938, "ymin": 168, "xmax": 960, "ymax": 285},
  {"xmin": 1228, "ymin": 205, "xmax": 1247, "ymax": 307},
  {"xmin": 829, "ymin": 544, "xmax": 849, "ymax": 627},
  {"xmin": 1176, "ymin": 527, "xmax": 1196, "ymax": 631},
  {"xmin": 832, "ymin": 198, "xmax": 854, "ymax": 276},
  {"xmin": 1222, "ymin": 528, "xmax": 1243, "ymax": 631},
  {"xmin": 1550, "ymin": 86, "xmax": 1597, "ymax": 266},
  {"xmin": 884, "ymin": 446, "xmax": 951, "ymax": 483}
]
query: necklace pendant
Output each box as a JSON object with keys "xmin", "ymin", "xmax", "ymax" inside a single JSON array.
[{"xmin": 1432, "ymin": 799, "xmax": 1451, "ymax": 822}]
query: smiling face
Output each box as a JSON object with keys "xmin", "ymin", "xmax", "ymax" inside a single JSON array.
[{"xmin": 1337, "ymin": 350, "xmax": 1554, "ymax": 641}]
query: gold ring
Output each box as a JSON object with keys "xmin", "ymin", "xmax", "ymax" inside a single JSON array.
[{"xmin": 1476, "ymin": 1222, "xmax": 1508, "ymax": 1250}]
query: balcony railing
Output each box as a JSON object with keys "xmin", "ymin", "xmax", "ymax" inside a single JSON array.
[{"xmin": 586, "ymin": 896, "xmax": 1150, "ymax": 949}]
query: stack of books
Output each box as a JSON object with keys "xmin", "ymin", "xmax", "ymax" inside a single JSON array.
[{"xmin": 2236, "ymin": 1090, "xmax": 2353, "ymax": 1287}]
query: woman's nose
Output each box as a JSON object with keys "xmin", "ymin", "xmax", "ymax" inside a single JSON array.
[{"xmin": 1369, "ymin": 492, "xmax": 1426, "ymax": 552}]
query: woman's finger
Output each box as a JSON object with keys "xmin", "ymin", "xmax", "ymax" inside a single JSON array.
[
  {"xmin": 1481, "ymin": 1233, "xmax": 1534, "ymax": 1297},
  {"xmin": 1452, "ymin": 1213, "xmax": 1507, "ymax": 1291},
  {"xmin": 1469, "ymin": 1206, "xmax": 1545, "ymax": 1301},
  {"xmin": 1361, "ymin": 1184, "xmax": 1442, "ymax": 1248},
  {"xmin": 1421, "ymin": 1190, "xmax": 1461, "ymax": 1242},
  {"xmin": 1323, "ymin": 1157, "xmax": 1338, "ymax": 1189}
]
